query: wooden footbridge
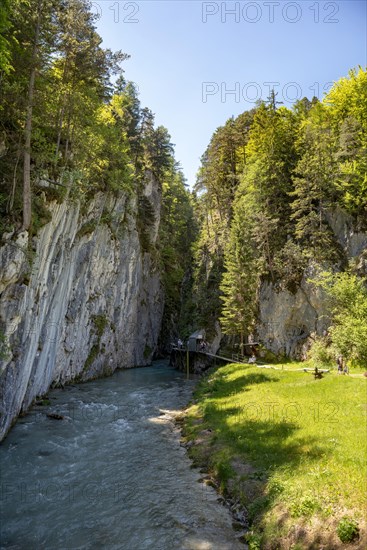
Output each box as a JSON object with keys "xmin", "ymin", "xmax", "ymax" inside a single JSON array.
[
  {"xmin": 169, "ymin": 347, "xmax": 331, "ymax": 378},
  {"xmin": 171, "ymin": 346, "xmax": 249, "ymax": 363},
  {"xmin": 169, "ymin": 346, "xmax": 253, "ymax": 375}
]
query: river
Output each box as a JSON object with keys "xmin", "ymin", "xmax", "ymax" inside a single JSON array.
[{"xmin": 0, "ymin": 360, "xmax": 243, "ymax": 549}]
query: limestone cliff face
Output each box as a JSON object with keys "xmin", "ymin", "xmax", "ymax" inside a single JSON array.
[
  {"xmin": 256, "ymin": 208, "xmax": 367, "ymax": 359},
  {"xmin": 257, "ymin": 270, "xmax": 329, "ymax": 358},
  {"xmin": 0, "ymin": 175, "xmax": 164, "ymax": 440}
]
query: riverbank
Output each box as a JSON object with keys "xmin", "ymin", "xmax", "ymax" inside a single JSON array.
[{"xmin": 181, "ymin": 362, "xmax": 367, "ymax": 549}]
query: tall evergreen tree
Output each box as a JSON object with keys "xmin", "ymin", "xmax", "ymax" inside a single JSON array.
[
  {"xmin": 7, "ymin": 0, "xmax": 61, "ymax": 228},
  {"xmin": 159, "ymin": 167, "xmax": 196, "ymax": 344},
  {"xmin": 239, "ymin": 100, "xmax": 298, "ymax": 275},
  {"xmin": 326, "ymin": 68, "xmax": 367, "ymax": 220},
  {"xmin": 0, "ymin": 0, "xmax": 12, "ymax": 75},
  {"xmin": 290, "ymin": 103, "xmax": 338, "ymax": 259},
  {"xmin": 0, "ymin": 0, "xmax": 129, "ymax": 229},
  {"xmin": 220, "ymin": 194, "xmax": 259, "ymax": 353}
]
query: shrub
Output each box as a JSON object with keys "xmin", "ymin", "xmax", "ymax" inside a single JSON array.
[
  {"xmin": 245, "ymin": 532, "xmax": 262, "ymax": 550},
  {"xmin": 337, "ymin": 517, "xmax": 359, "ymax": 543},
  {"xmin": 311, "ymin": 271, "xmax": 367, "ymax": 364},
  {"xmin": 290, "ymin": 495, "xmax": 321, "ymax": 518},
  {"xmin": 76, "ymin": 220, "xmax": 97, "ymax": 238},
  {"xmin": 92, "ymin": 314, "xmax": 108, "ymax": 338},
  {"xmin": 31, "ymin": 195, "xmax": 52, "ymax": 234},
  {"xmin": 308, "ymin": 337, "xmax": 334, "ymax": 367}
]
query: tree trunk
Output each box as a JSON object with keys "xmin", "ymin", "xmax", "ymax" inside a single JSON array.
[
  {"xmin": 54, "ymin": 60, "xmax": 69, "ymax": 162},
  {"xmin": 7, "ymin": 139, "xmax": 21, "ymax": 213},
  {"xmin": 55, "ymin": 101, "xmax": 66, "ymax": 162},
  {"xmin": 22, "ymin": 1, "xmax": 42, "ymax": 230}
]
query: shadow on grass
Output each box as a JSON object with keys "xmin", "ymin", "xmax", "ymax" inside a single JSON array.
[
  {"xmin": 189, "ymin": 368, "xmax": 334, "ymax": 545},
  {"xmin": 202, "ymin": 370, "xmax": 279, "ymax": 400}
]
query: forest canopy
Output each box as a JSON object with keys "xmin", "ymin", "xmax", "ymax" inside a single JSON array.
[
  {"xmin": 0, "ymin": 0, "xmax": 194, "ymax": 348},
  {"xmin": 192, "ymin": 67, "xmax": 367, "ymax": 360},
  {"xmin": 0, "ymin": 1, "xmax": 365, "ymax": 361}
]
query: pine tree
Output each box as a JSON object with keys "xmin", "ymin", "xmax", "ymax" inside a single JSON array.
[
  {"xmin": 17, "ymin": 0, "xmax": 61, "ymax": 229},
  {"xmin": 335, "ymin": 116, "xmax": 367, "ymax": 220},
  {"xmin": 51, "ymin": 0, "xmax": 127, "ymax": 175},
  {"xmin": 0, "ymin": 0, "xmax": 12, "ymax": 75},
  {"xmin": 325, "ymin": 67, "xmax": 367, "ymax": 220},
  {"xmin": 290, "ymin": 103, "xmax": 338, "ymax": 259},
  {"xmin": 239, "ymin": 101, "xmax": 298, "ymax": 274},
  {"xmin": 159, "ymin": 167, "xmax": 196, "ymax": 345},
  {"xmin": 220, "ymin": 195, "xmax": 259, "ymax": 353}
]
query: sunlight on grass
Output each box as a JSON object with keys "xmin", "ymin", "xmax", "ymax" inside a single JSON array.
[{"xmin": 184, "ymin": 363, "xmax": 367, "ymax": 548}]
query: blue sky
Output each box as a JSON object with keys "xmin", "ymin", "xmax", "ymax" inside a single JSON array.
[{"xmin": 95, "ymin": 1, "xmax": 367, "ymax": 187}]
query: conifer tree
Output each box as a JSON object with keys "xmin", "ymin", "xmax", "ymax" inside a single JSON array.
[
  {"xmin": 220, "ymin": 195, "xmax": 259, "ymax": 353},
  {"xmin": 290, "ymin": 103, "xmax": 338, "ymax": 259},
  {"xmin": 325, "ymin": 67, "xmax": 367, "ymax": 220},
  {"xmin": 0, "ymin": 0, "xmax": 12, "ymax": 75}
]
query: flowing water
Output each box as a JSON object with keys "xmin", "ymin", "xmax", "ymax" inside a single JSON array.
[{"xmin": 0, "ymin": 361, "xmax": 243, "ymax": 549}]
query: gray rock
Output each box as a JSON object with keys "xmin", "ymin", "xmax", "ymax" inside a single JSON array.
[
  {"xmin": 256, "ymin": 207, "xmax": 367, "ymax": 359},
  {"xmin": 0, "ymin": 176, "xmax": 164, "ymax": 440}
]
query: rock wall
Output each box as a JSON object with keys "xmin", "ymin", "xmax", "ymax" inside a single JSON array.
[
  {"xmin": 256, "ymin": 208, "xmax": 367, "ymax": 358},
  {"xmin": 0, "ymin": 176, "xmax": 164, "ymax": 440},
  {"xmin": 257, "ymin": 271, "xmax": 329, "ymax": 358}
]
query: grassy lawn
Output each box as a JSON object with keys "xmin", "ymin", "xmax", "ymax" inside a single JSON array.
[{"xmin": 183, "ymin": 363, "xmax": 367, "ymax": 549}]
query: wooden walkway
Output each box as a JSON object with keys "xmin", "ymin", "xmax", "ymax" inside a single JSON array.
[
  {"xmin": 171, "ymin": 348, "xmax": 333, "ymax": 374},
  {"xmin": 172, "ymin": 347, "xmax": 243, "ymax": 363},
  {"xmin": 171, "ymin": 347, "xmax": 249, "ymax": 366},
  {"xmin": 198, "ymin": 350, "xmax": 245, "ymax": 364}
]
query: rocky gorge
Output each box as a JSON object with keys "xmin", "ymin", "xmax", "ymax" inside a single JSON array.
[
  {"xmin": 1, "ymin": 189, "xmax": 366, "ymax": 441},
  {"xmin": 0, "ymin": 174, "xmax": 163, "ymax": 441}
]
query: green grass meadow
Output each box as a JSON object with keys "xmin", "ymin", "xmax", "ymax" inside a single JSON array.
[{"xmin": 183, "ymin": 363, "xmax": 367, "ymax": 549}]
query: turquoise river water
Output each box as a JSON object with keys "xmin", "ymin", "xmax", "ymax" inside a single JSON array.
[{"xmin": 0, "ymin": 360, "xmax": 243, "ymax": 549}]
